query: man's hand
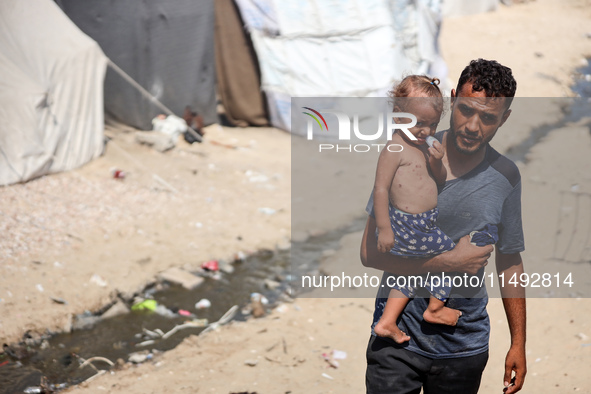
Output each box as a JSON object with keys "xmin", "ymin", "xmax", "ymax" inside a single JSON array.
[
  {"xmin": 360, "ymin": 217, "xmax": 493, "ymax": 275},
  {"xmin": 445, "ymin": 235, "xmax": 493, "ymax": 275},
  {"xmin": 503, "ymin": 345, "xmax": 526, "ymax": 393},
  {"xmin": 377, "ymin": 229, "xmax": 395, "ymax": 253},
  {"xmin": 497, "ymin": 252, "xmax": 526, "ymax": 394}
]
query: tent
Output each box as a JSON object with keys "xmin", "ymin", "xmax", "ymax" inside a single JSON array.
[
  {"xmin": 57, "ymin": 0, "xmax": 218, "ymax": 131},
  {"xmin": 215, "ymin": 0, "xmax": 269, "ymax": 127},
  {"xmin": 233, "ymin": 0, "xmax": 447, "ymax": 132},
  {"xmin": 0, "ymin": 0, "xmax": 107, "ymax": 186}
]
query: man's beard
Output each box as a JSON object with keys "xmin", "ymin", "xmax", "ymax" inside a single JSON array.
[{"xmin": 449, "ymin": 117, "xmax": 489, "ymax": 156}]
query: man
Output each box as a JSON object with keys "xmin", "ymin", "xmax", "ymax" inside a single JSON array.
[{"xmin": 360, "ymin": 59, "xmax": 526, "ymax": 394}]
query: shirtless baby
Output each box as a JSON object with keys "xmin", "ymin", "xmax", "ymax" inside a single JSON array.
[{"xmin": 372, "ymin": 75, "xmax": 462, "ymax": 343}]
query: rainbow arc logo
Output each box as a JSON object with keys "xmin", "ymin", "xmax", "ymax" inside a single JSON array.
[{"xmin": 302, "ymin": 107, "xmax": 328, "ymax": 132}]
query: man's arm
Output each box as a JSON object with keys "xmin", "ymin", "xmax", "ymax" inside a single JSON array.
[
  {"xmin": 360, "ymin": 216, "xmax": 493, "ymax": 275},
  {"xmin": 496, "ymin": 251, "xmax": 526, "ymax": 394}
]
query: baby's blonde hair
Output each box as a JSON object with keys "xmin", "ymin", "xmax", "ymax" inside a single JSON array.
[{"xmin": 388, "ymin": 75, "xmax": 443, "ymax": 113}]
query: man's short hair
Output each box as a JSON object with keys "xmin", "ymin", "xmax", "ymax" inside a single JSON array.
[{"xmin": 456, "ymin": 59, "xmax": 517, "ymax": 108}]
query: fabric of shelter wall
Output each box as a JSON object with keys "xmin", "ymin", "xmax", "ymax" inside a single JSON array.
[
  {"xmin": 235, "ymin": 0, "xmax": 445, "ymax": 132},
  {"xmin": 215, "ymin": 0, "xmax": 269, "ymax": 127},
  {"xmin": 0, "ymin": 0, "xmax": 106, "ymax": 185},
  {"xmin": 58, "ymin": 0, "xmax": 217, "ymax": 130}
]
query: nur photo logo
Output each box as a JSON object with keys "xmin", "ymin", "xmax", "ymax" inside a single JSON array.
[{"xmin": 302, "ymin": 107, "xmax": 418, "ymax": 153}]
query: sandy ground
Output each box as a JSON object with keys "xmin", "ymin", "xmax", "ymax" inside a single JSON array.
[{"xmin": 1, "ymin": 0, "xmax": 591, "ymax": 392}]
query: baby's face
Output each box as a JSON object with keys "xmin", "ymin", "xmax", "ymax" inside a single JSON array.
[{"xmin": 396, "ymin": 98, "xmax": 442, "ymax": 146}]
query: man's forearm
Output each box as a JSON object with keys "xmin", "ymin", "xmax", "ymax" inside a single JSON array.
[
  {"xmin": 361, "ymin": 216, "xmax": 455, "ymax": 275},
  {"xmin": 497, "ymin": 252, "xmax": 527, "ymax": 393},
  {"xmin": 503, "ymin": 297, "xmax": 526, "ymax": 348},
  {"xmin": 361, "ymin": 217, "xmax": 492, "ymax": 275},
  {"xmin": 497, "ymin": 252, "xmax": 526, "ymax": 348}
]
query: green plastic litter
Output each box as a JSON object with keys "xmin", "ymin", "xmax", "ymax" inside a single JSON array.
[{"xmin": 131, "ymin": 299, "xmax": 158, "ymax": 311}]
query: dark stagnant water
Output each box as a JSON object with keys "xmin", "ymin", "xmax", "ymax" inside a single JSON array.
[
  {"xmin": 1, "ymin": 59, "xmax": 590, "ymax": 393},
  {"xmin": 0, "ymin": 215, "xmax": 368, "ymax": 394}
]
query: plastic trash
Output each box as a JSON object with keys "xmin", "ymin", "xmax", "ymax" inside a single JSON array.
[
  {"xmin": 258, "ymin": 207, "xmax": 276, "ymax": 215},
  {"xmin": 111, "ymin": 168, "xmax": 126, "ymax": 179},
  {"xmin": 191, "ymin": 318, "xmax": 209, "ymax": 327},
  {"xmin": 426, "ymin": 136, "xmax": 437, "ymax": 148},
  {"xmin": 152, "ymin": 114, "xmax": 187, "ymax": 138},
  {"xmin": 332, "ymin": 350, "xmax": 347, "ymax": 360},
  {"xmin": 154, "ymin": 305, "xmax": 176, "ymax": 318},
  {"xmin": 129, "ymin": 351, "xmax": 153, "ymax": 364},
  {"xmin": 218, "ymin": 261, "xmax": 235, "ymax": 274},
  {"xmin": 322, "ymin": 353, "xmax": 339, "ymax": 368},
  {"xmin": 195, "ymin": 299, "xmax": 212, "ymax": 309},
  {"xmin": 250, "ymin": 293, "xmax": 269, "ymax": 305},
  {"xmin": 90, "ymin": 274, "xmax": 108, "ymax": 287},
  {"xmin": 201, "ymin": 260, "xmax": 219, "ymax": 271},
  {"xmin": 131, "ymin": 299, "xmax": 158, "ymax": 312},
  {"xmin": 178, "ymin": 309, "xmax": 192, "ymax": 317},
  {"xmin": 250, "ymin": 293, "xmax": 267, "ymax": 318}
]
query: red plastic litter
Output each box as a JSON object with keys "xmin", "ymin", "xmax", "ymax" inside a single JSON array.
[
  {"xmin": 201, "ymin": 260, "xmax": 219, "ymax": 271},
  {"xmin": 0, "ymin": 360, "xmax": 9, "ymax": 367},
  {"xmin": 178, "ymin": 309, "xmax": 191, "ymax": 317},
  {"xmin": 112, "ymin": 169, "xmax": 126, "ymax": 179}
]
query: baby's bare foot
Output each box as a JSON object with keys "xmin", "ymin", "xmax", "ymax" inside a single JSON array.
[
  {"xmin": 374, "ymin": 320, "xmax": 411, "ymax": 344},
  {"xmin": 423, "ymin": 307, "xmax": 462, "ymax": 326}
]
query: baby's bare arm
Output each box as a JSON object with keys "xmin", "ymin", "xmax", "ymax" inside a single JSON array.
[
  {"xmin": 373, "ymin": 142, "xmax": 401, "ymax": 233},
  {"xmin": 428, "ymin": 140, "xmax": 447, "ymax": 185}
]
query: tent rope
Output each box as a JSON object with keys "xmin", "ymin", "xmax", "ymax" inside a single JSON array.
[{"xmin": 106, "ymin": 59, "xmax": 203, "ymax": 143}]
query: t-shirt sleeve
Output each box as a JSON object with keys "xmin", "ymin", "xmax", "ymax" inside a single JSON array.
[
  {"xmin": 497, "ymin": 180, "xmax": 525, "ymax": 254},
  {"xmin": 365, "ymin": 191, "xmax": 375, "ymax": 218}
]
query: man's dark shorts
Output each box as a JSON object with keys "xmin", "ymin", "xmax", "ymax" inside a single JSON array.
[{"xmin": 366, "ymin": 335, "xmax": 489, "ymax": 394}]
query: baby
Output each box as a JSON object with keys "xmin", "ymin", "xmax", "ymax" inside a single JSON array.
[{"xmin": 372, "ymin": 75, "xmax": 497, "ymax": 343}]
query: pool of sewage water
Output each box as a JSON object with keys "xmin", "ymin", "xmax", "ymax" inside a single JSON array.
[
  {"xmin": 0, "ymin": 213, "xmax": 368, "ymax": 394},
  {"xmin": 0, "ymin": 249, "xmax": 292, "ymax": 393},
  {"xmin": 1, "ymin": 60, "xmax": 590, "ymax": 394}
]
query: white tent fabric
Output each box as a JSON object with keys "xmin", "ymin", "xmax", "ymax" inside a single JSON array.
[
  {"xmin": 235, "ymin": 0, "xmax": 446, "ymax": 132},
  {"xmin": 0, "ymin": 0, "xmax": 107, "ymax": 185}
]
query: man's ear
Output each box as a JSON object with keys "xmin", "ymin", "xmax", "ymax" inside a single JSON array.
[
  {"xmin": 450, "ymin": 89, "xmax": 456, "ymax": 106},
  {"xmin": 499, "ymin": 109, "xmax": 512, "ymax": 128}
]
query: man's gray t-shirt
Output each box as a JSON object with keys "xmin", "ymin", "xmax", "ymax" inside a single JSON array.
[{"xmin": 366, "ymin": 131, "xmax": 525, "ymax": 359}]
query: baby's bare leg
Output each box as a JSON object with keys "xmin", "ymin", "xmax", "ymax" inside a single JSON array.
[
  {"xmin": 422, "ymin": 296, "xmax": 462, "ymax": 326},
  {"xmin": 374, "ymin": 289, "xmax": 411, "ymax": 343}
]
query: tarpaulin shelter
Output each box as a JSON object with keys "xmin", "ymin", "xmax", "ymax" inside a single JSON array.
[
  {"xmin": 0, "ymin": 0, "xmax": 107, "ymax": 186},
  {"xmin": 57, "ymin": 0, "xmax": 218, "ymax": 131},
  {"xmin": 233, "ymin": 0, "xmax": 447, "ymax": 132},
  {"xmin": 215, "ymin": 0, "xmax": 269, "ymax": 127}
]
